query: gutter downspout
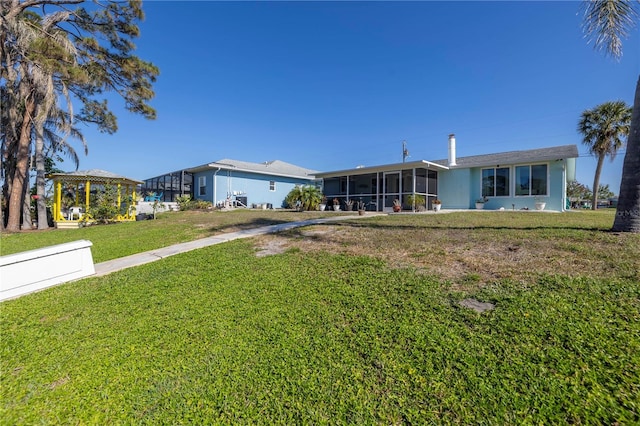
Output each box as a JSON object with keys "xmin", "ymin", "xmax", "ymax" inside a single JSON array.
[
  {"xmin": 213, "ymin": 167, "xmax": 221, "ymax": 206},
  {"xmin": 561, "ymin": 160, "xmax": 566, "ymax": 212}
]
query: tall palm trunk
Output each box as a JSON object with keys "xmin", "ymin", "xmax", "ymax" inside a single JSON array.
[
  {"xmin": 612, "ymin": 76, "xmax": 640, "ymax": 232},
  {"xmin": 21, "ymin": 165, "xmax": 32, "ymax": 228},
  {"xmin": 33, "ymin": 91, "xmax": 55, "ymax": 230},
  {"xmin": 5, "ymin": 95, "xmax": 35, "ymax": 231},
  {"xmin": 592, "ymin": 153, "xmax": 605, "ymax": 210},
  {"xmin": 34, "ymin": 119, "xmax": 49, "ymax": 229}
]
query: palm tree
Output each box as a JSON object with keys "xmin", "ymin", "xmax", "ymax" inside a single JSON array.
[
  {"xmin": 581, "ymin": 0, "xmax": 640, "ymax": 230},
  {"xmin": 578, "ymin": 101, "xmax": 631, "ymax": 210},
  {"xmin": 1, "ymin": 1, "xmax": 158, "ymax": 231}
]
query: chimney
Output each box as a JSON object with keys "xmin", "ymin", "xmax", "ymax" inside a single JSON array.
[{"xmin": 448, "ymin": 133, "xmax": 457, "ymax": 166}]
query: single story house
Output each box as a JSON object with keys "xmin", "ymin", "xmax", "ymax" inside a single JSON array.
[
  {"xmin": 145, "ymin": 136, "xmax": 577, "ymax": 212},
  {"xmin": 315, "ymin": 135, "xmax": 578, "ymax": 212},
  {"xmin": 187, "ymin": 159, "xmax": 317, "ymax": 208}
]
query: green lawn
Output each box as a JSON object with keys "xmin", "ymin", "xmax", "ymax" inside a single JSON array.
[
  {"xmin": 0, "ymin": 210, "xmax": 345, "ymax": 263},
  {"xmin": 1, "ymin": 210, "xmax": 639, "ymax": 423}
]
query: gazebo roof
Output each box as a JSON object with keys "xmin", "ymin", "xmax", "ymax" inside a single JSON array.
[{"xmin": 47, "ymin": 169, "xmax": 143, "ymax": 185}]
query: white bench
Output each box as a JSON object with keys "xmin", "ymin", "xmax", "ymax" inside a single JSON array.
[{"xmin": 1, "ymin": 240, "xmax": 95, "ymax": 302}]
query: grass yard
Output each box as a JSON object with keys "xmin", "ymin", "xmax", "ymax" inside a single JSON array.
[
  {"xmin": 1, "ymin": 210, "xmax": 639, "ymax": 423},
  {"xmin": 0, "ymin": 210, "xmax": 345, "ymax": 263}
]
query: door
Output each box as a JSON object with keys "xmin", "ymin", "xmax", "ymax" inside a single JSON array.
[{"xmin": 383, "ymin": 172, "xmax": 400, "ymax": 211}]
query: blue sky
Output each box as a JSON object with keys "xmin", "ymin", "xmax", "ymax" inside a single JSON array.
[{"xmin": 71, "ymin": 1, "xmax": 639, "ymax": 193}]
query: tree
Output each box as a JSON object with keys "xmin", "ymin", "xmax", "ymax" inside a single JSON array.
[
  {"xmin": 1, "ymin": 1, "xmax": 158, "ymax": 231},
  {"xmin": 567, "ymin": 180, "xmax": 592, "ymax": 204},
  {"xmin": 598, "ymin": 183, "xmax": 615, "ymax": 201},
  {"xmin": 578, "ymin": 101, "xmax": 631, "ymax": 210},
  {"xmin": 581, "ymin": 0, "xmax": 640, "ymax": 230}
]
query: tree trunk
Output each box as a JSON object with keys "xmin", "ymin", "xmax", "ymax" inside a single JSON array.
[
  {"xmin": 21, "ymin": 168, "xmax": 32, "ymax": 229},
  {"xmin": 5, "ymin": 96, "xmax": 35, "ymax": 232},
  {"xmin": 592, "ymin": 153, "xmax": 605, "ymax": 210},
  {"xmin": 34, "ymin": 111, "xmax": 50, "ymax": 230},
  {"xmin": 612, "ymin": 75, "xmax": 640, "ymax": 232}
]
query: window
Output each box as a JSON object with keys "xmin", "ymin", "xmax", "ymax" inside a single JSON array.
[
  {"xmin": 481, "ymin": 167, "xmax": 510, "ymax": 197},
  {"xmin": 515, "ymin": 164, "xmax": 547, "ymax": 196},
  {"xmin": 349, "ymin": 173, "xmax": 377, "ymax": 195},
  {"xmin": 269, "ymin": 181, "xmax": 275, "ymax": 191},
  {"xmin": 198, "ymin": 176, "xmax": 206, "ymax": 196}
]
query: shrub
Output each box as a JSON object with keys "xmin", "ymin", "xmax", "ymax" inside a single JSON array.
[
  {"xmin": 87, "ymin": 185, "xmax": 120, "ymax": 223},
  {"xmin": 285, "ymin": 185, "xmax": 323, "ymax": 211},
  {"xmin": 176, "ymin": 195, "xmax": 194, "ymax": 210},
  {"xmin": 193, "ymin": 200, "xmax": 213, "ymax": 210},
  {"xmin": 407, "ymin": 194, "xmax": 426, "ymax": 208}
]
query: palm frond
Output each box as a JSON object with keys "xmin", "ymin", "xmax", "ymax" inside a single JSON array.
[{"xmin": 581, "ymin": 0, "xmax": 639, "ymax": 59}]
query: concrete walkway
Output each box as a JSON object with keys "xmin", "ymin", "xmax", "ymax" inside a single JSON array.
[{"xmin": 94, "ymin": 213, "xmax": 384, "ymax": 277}]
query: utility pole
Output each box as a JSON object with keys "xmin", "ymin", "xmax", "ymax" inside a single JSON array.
[{"xmin": 402, "ymin": 141, "xmax": 409, "ymax": 163}]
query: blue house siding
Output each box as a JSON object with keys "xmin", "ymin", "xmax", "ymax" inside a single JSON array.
[
  {"xmin": 438, "ymin": 168, "xmax": 472, "ymax": 209},
  {"xmin": 437, "ymin": 160, "xmax": 569, "ymax": 211},
  {"xmin": 193, "ymin": 169, "xmax": 313, "ymax": 208},
  {"xmin": 472, "ymin": 161, "xmax": 566, "ymax": 211}
]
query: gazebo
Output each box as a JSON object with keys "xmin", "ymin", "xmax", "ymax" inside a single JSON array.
[{"xmin": 48, "ymin": 169, "xmax": 143, "ymax": 228}]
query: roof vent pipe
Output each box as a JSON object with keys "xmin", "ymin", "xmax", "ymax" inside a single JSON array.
[{"xmin": 448, "ymin": 133, "xmax": 457, "ymax": 166}]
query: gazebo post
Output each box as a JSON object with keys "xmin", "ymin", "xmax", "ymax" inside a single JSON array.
[
  {"xmin": 117, "ymin": 183, "xmax": 122, "ymax": 213},
  {"xmin": 126, "ymin": 185, "xmax": 132, "ymax": 218},
  {"xmin": 54, "ymin": 180, "xmax": 62, "ymax": 221},
  {"xmin": 85, "ymin": 180, "xmax": 90, "ymax": 209}
]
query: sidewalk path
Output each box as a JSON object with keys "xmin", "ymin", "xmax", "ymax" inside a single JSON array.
[{"xmin": 94, "ymin": 214, "xmax": 383, "ymax": 277}]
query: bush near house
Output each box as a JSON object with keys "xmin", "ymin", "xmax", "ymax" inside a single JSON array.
[{"xmin": 285, "ymin": 185, "xmax": 323, "ymax": 211}]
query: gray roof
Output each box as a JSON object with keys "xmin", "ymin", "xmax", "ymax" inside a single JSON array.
[
  {"xmin": 187, "ymin": 159, "xmax": 317, "ymax": 180},
  {"xmin": 432, "ymin": 144, "xmax": 579, "ymax": 169},
  {"xmin": 47, "ymin": 169, "xmax": 143, "ymax": 184},
  {"xmin": 315, "ymin": 159, "xmax": 448, "ymax": 178}
]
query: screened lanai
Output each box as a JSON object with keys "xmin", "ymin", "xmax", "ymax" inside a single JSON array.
[
  {"xmin": 315, "ymin": 160, "xmax": 448, "ymax": 212},
  {"xmin": 48, "ymin": 169, "xmax": 143, "ymax": 227},
  {"xmin": 141, "ymin": 170, "xmax": 193, "ymax": 202}
]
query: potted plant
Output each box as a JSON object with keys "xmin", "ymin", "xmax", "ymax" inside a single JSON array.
[
  {"xmin": 333, "ymin": 198, "xmax": 341, "ymax": 211},
  {"xmin": 392, "ymin": 198, "xmax": 402, "ymax": 212},
  {"xmin": 433, "ymin": 199, "xmax": 442, "ymax": 212},
  {"xmin": 344, "ymin": 199, "xmax": 354, "ymax": 211},
  {"xmin": 319, "ymin": 196, "xmax": 327, "ymax": 211},
  {"xmin": 534, "ymin": 197, "xmax": 546, "ymax": 211},
  {"xmin": 475, "ymin": 197, "xmax": 487, "ymax": 210},
  {"xmin": 407, "ymin": 194, "xmax": 426, "ymax": 212},
  {"xmin": 356, "ymin": 200, "xmax": 366, "ymax": 215}
]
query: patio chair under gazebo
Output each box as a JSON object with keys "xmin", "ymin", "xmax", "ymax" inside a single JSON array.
[{"xmin": 48, "ymin": 169, "xmax": 143, "ymax": 228}]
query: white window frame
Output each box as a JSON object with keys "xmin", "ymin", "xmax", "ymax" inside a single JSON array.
[
  {"xmin": 198, "ymin": 176, "xmax": 206, "ymax": 196},
  {"xmin": 481, "ymin": 167, "xmax": 510, "ymax": 198},
  {"xmin": 514, "ymin": 163, "xmax": 548, "ymax": 197},
  {"xmin": 269, "ymin": 181, "xmax": 276, "ymax": 192}
]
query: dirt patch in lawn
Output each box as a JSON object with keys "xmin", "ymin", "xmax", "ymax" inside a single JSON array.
[{"xmin": 251, "ymin": 221, "xmax": 639, "ymax": 290}]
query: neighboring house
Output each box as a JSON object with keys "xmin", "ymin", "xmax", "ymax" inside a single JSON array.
[
  {"xmin": 315, "ymin": 135, "xmax": 578, "ymax": 212},
  {"xmin": 187, "ymin": 159, "xmax": 317, "ymax": 208}
]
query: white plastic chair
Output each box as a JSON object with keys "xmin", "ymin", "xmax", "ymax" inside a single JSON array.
[{"xmin": 68, "ymin": 206, "xmax": 83, "ymax": 220}]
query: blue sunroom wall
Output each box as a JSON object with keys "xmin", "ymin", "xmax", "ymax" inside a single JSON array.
[
  {"xmin": 193, "ymin": 170, "xmax": 314, "ymax": 207},
  {"xmin": 437, "ymin": 168, "xmax": 472, "ymax": 209}
]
